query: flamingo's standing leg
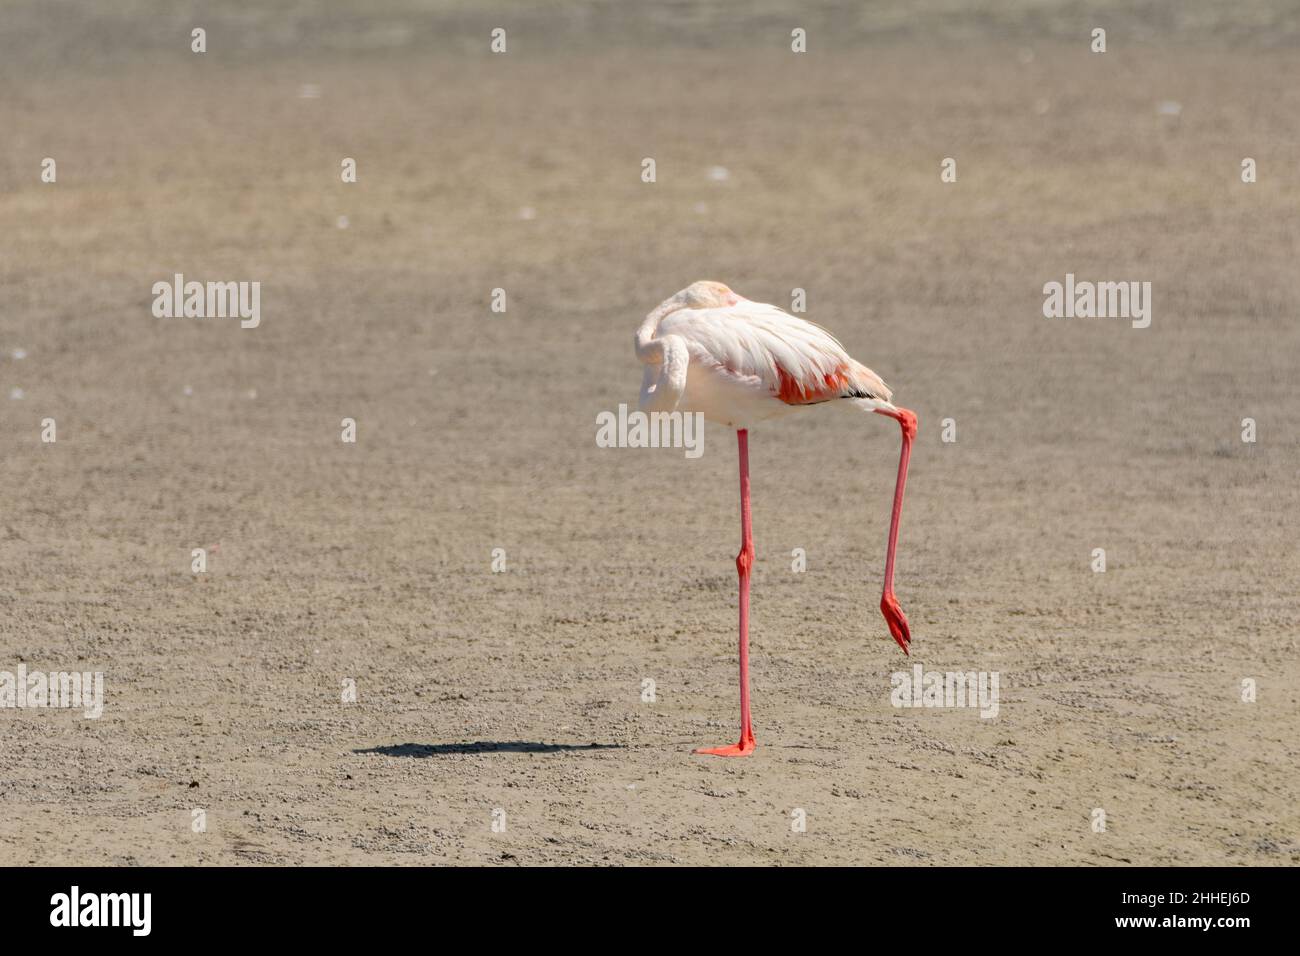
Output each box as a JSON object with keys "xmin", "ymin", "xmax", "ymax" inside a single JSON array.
[
  {"xmin": 696, "ymin": 428, "xmax": 757, "ymax": 757},
  {"xmin": 874, "ymin": 406, "xmax": 918, "ymax": 654}
]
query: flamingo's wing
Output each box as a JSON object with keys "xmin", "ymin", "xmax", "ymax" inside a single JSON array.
[{"xmin": 658, "ymin": 300, "xmax": 893, "ymax": 405}]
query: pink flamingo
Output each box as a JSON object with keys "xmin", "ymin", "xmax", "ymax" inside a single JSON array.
[{"xmin": 634, "ymin": 281, "xmax": 917, "ymax": 756}]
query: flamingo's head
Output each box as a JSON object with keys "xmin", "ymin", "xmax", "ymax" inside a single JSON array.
[{"xmin": 677, "ymin": 280, "xmax": 741, "ymax": 309}]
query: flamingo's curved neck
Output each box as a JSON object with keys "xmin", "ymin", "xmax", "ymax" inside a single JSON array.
[{"xmin": 634, "ymin": 297, "xmax": 681, "ymax": 364}]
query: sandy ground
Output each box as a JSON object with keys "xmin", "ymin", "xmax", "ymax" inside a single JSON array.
[{"xmin": 1, "ymin": 2, "xmax": 1299, "ymax": 865}]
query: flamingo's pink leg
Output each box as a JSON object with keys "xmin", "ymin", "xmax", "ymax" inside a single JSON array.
[
  {"xmin": 696, "ymin": 428, "xmax": 757, "ymax": 757},
  {"xmin": 874, "ymin": 407, "xmax": 917, "ymax": 654}
]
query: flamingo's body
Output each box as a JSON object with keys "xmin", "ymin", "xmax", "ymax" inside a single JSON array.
[{"xmin": 634, "ymin": 281, "xmax": 917, "ymax": 756}]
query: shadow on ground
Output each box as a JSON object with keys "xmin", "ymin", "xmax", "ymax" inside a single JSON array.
[{"xmin": 356, "ymin": 741, "xmax": 625, "ymax": 757}]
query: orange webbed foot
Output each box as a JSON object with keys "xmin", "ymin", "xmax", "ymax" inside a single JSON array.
[
  {"xmin": 881, "ymin": 592, "xmax": 912, "ymax": 655},
  {"xmin": 695, "ymin": 733, "xmax": 756, "ymax": 757}
]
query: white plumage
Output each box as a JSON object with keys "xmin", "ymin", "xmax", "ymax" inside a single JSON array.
[{"xmin": 635, "ymin": 281, "xmax": 893, "ymax": 428}]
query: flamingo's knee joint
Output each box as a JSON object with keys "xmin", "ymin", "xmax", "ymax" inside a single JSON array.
[
  {"xmin": 897, "ymin": 408, "xmax": 918, "ymax": 441},
  {"xmin": 876, "ymin": 406, "xmax": 918, "ymax": 441},
  {"xmin": 735, "ymin": 546, "xmax": 755, "ymax": 576}
]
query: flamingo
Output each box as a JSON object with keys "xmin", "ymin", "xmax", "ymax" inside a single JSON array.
[{"xmin": 634, "ymin": 281, "xmax": 917, "ymax": 757}]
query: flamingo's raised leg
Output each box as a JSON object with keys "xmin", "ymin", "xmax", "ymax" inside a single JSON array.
[
  {"xmin": 874, "ymin": 406, "xmax": 917, "ymax": 654},
  {"xmin": 696, "ymin": 428, "xmax": 757, "ymax": 757}
]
